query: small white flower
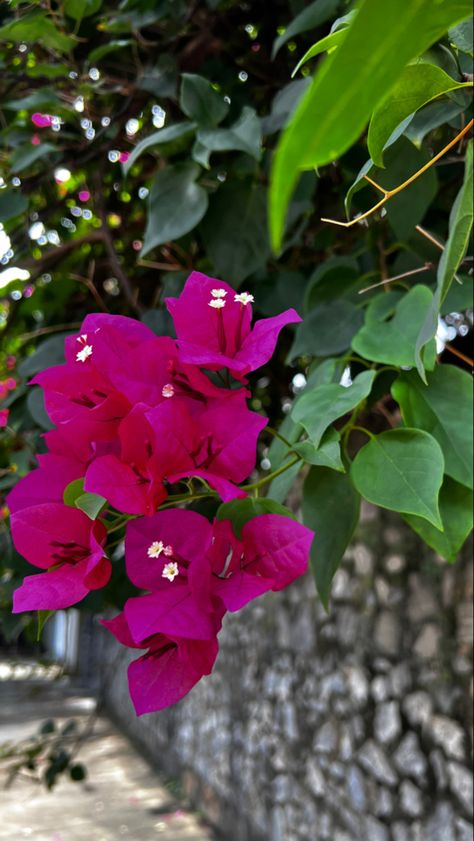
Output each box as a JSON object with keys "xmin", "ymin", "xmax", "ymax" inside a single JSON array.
[
  {"xmin": 76, "ymin": 344, "xmax": 93, "ymax": 362},
  {"xmin": 162, "ymin": 561, "xmax": 179, "ymax": 582},
  {"xmin": 209, "ymin": 298, "xmax": 226, "ymax": 309},
  {"xmin": 234, "ymin": 292, "xmax": 254, "ymax": 305},
  {"xmin": 147, "ymin": 541, "xmax": 165, "ymax": 558},
  {"xmin": 211, "ymin": 288, "xmax": 227, "ymax": 298},
  {"xmin": 162, "ymin": 383, "xmax": 175, "ymax": 398},
  {"xmin": 76, "ymin": 333, "xmax": 88, "ymax": 343},
  {"xmin": 163, "ymin": 544, "xmax": 174, "ymax": 557}
]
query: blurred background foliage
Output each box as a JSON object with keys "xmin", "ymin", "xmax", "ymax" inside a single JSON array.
[{"xmin": 0, "ymin": 0, "xmax": 472, "ymax": 644}]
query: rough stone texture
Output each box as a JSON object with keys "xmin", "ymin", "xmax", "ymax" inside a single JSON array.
[{"xmin": 97, "ymin": 509, "xmax": 473, "ymax": 840}]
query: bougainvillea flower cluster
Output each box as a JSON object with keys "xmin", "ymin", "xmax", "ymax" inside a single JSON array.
[{"xmin": 9, "ymin": 272, "xmax": 314, "ymax": 715}]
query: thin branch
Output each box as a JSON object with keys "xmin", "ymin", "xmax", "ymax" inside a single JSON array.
[
  {"xmin": 22, "ymin": 233, "xmax": 105, "ymax": 278},
  {"xmin": 358, "ymin": 263, "xmax": 433, "ymax": 294},
  {"xmin": 322, "ymin": 119, "xmax": 474, "ymax": 228},
  {"xmin": 444, "ymin": 343, "xmax": 473, "ymax": 368},
  {"xmin": 94, "ymin": 170, "xmax": 144, "ymax": 316},
  {"xmin": 18, "ymin": 322, "xmax": 82, "ymax": 345}
]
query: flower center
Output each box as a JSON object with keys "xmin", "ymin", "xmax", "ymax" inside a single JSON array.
[
  {"xmin": 234, "ymin": 292, "xmax": 254, "ymax": 306},
  {"xmin": 162, "ymin": 561, "xmax": 179, "ymax": 582},
  {"xmin": 147, "ymin": 540, "xmax": 174, "ymax": 559},
  {"xmin": 76, "ymin": 334, "xmax": 93, "ymax": 363}
]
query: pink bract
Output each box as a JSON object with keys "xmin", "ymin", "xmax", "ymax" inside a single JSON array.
[
  {"xmin": 102, "ymin": 612, "xmax": 219, "ymax": 715},
  {"xmin": 12, "ymin": 503, "xmax": 110, "ymax": 611},
  {"xmin": 166, "ymin": 271, "xmax": 301, "ymax": 380}
]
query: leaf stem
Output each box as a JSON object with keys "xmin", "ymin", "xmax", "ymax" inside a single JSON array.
[
  {"xmin": 242, "ymin": 455, "xmax": 302, "ymax": 492},
  {"xmin": 322, "ymin": 119, "xmax": 474, "ymax": 228}
]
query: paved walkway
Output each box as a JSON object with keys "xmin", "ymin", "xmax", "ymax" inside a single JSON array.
[{"xmin": 0, "ymin": 659, "xmax": 213, "ymax": 841}]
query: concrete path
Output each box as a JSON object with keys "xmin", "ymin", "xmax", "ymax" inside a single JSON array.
[{"xmin": 0, "ymin": 659, "xmax": 214, "ymax": 841}]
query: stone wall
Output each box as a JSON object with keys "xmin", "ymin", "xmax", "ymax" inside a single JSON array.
[{"xmin": 97, "ymin": 505, "xmax": 473, "ymax": 841}]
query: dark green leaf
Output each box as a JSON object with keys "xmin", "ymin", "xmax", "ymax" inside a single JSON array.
[
  {"xmin": 26, "ymin": 388, "xmax": 54, "ymax": 430},
  {"xmin": 368, "ymin": 64, "xmax": 470, "ymax": 167},
  {"xmin": 200, "ymin": 182, "xmax": 269, "ymax": 286},
  {"xmin": 18, "ymin": 333, "xmax": 69, "ymax": 378},
  {"xmin": 302, "ymin": 467, "xmax": 360, "ymax": 608},
  {"xmin": 269, "ymin": 0, "xmax": 472, "ymax": 249},
  {"xmin": 391, "ymin": 365, "xmax": 473, "ymax": 489},
  {"xmin": 351, "ymin": 428, "xmax": 444, "ymax": 527},
  {"xmin": 11, "ymin": 143, "xmax": 58, "ymax": 174},
  {"xmin": 449, "ymin": 18, "xmax": 474, "ymax": 55},
  {"xmin": 288, "ymin": 299, "xmax": 363, "ymax": 361},
  {"xmin": 88, "ymin": 39, "xmax": 130, "ymax": 64},
  {"xmin": 0, "ymin": 191, "xmax": 28, "ymax": 222},
  {"xmin": 415, "ymin": 140, "xmax": 473, "ymax": 379},
  {"xmin": 352, "ymin": 285, "xmax": 435, "ymax": 370},
  {"xmin": 292, "ymin": 370, "xmax": 376, "ymax": 448},
  {"xmin": 180, "ymin": 74, "xmax": 229, "ymax": 127},
  {"xmin": 216, "ymin": 497, "xmax": 295, "ymax": 538},
  {"xmin": 272, "ymin": 0, "xmax": 340, "ymax": 58},
  {"xmin": 4, "ymin": 88, "xmax": 59, "ymax": 111},
  {"xmin": 441, "ymin": 273, "xmax": 473, "ymax": 314},
  {"xmin": 262, "ymin": 79, "xmax": 311, "ymax": 134},
  {"xmin": 196, "ymin": 107, "xmax": 261, "ymax": 160},
  {"xmin": 141, "ymin": 163, "xmax": 208, "ymax": 256},
  {"xmin": 403, "ymin": 477, "xmax": 473, "ymax": 562},
  {"xmin": 376, "ymin": 138, "xmax": 438, "ymax": 240},
  {"xmin": 123, "ymin": 123, "xmax": 196, "ymax": 174}
]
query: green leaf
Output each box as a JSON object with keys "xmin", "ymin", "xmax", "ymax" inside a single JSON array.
[
  {"xmin": 352, "ymin": 285, "xmax": 435, "ymax": 371},
  {"xmin": 196, "ymin": 107, "xmax": 261, "ymax": 160},
  {"xmin": 302, "ymin": 467, "xmax": 360, "ymax": 609},
  {"xmin": 449, "ymin": 18, "xmax": 474, "ymax": 55},
  {"xmin": 0, "ymin": 191, "xmax": 28, "ymax": 222},
  {"xmin": 391, "ymin": 365, "xmax": 473, "ymax": 489},
  {"xmin": 64, "ymin": 0, "xmax": 102, "ymax": 22},
  {"xmin": 26, "ymin": 388, "xmax": 54, "ymax": 430},
  {"xmin": 272, "ymin": 0, "xmax": 340, "ymax": 59},
  {"xmin": 200, "ymin": 182, "xmax": 270, "ymax": 286},
  {"xmin": 88, "ymin": 39, "xmax": 130, "ymax": 64},
  {"xmin": 294, "ymin": 427, "xmax": 344, "ymax": 471},
  {"xmin": 374, "ymin": 137, "xmax": 438, "ymax": 240},
  {"xmin": 288, "ymin": 300, "xmax": 363, "ymax": 361},
  {"xmin": 415, "ymin": 140, "xmax": 473, "ymax": 379},
  {"xmin": 292, "ymin": 370, "xmax": 376, "ymax": 448},
  {"xmin": 18, "ymin": 333, "xmax": 69, "ymax": 377},
  {"xmin": 269, "ymin": 0, "xmax": 472, "ymax": 249},
  {"xmin": 141, "ymin": 163, "xmax": 208, "ymax": 256},
  {"xmin": 216, "ymin": 497, "xmax": 295, "ymax": 539},
  {"xmin": 75, "ymin": 492, "xmax": 107, "ymax": 521},
  {"xmin": 262, "ymin": 79, "xmax": 311, "ymax": 135},
  {"xmin": 10, "ymin": 143, "xmax": 58, "ymax": 174},
  {"xmin": 179, "ymin": 74, "xmax": 229, "ymax": 127},
  {"xmin": 304, "ymin": 256, "xmax": 359, "ymax": 309},
  {"xmin": 351, "ymin": 428, "xmax": 444, "ymax": 528},
  {"xmin": 291, "ymin": 28, "xmax": 347, "ymax": 77},
  {"xmin": 435, "ymin": 140, "xmax": 474, "ymax": 305},
  {"xmin": 368, "ymin": 64, "xmax": 471, "ymax": 168},
  {"xmin": 404, "ymin": 96, "xmax": 469, "ymax": 146},
  {"xmin": 123, "ymin": 122, "xmax": 196, "ymax": 174},
  {"xmin": 37, "ymin": 610, "xmax": 54, "ymax": 642},
  {"xmin": 441, "ymin": 273, "xmax": 473, "ymax": 314},
  {"xmin": 403, "ymin": 477, "xmax": 473, "ymax": 562},
  {"xmin": 0, "ymin": 12, "xmax": 75, "ymax": 53},
  {"xmin": 4, "ymin": 88, "xmax": 59, "ymax": 111},
  {"xmin": 63, "ymin": 479, "xmax": 85, "ymax": 508}
]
